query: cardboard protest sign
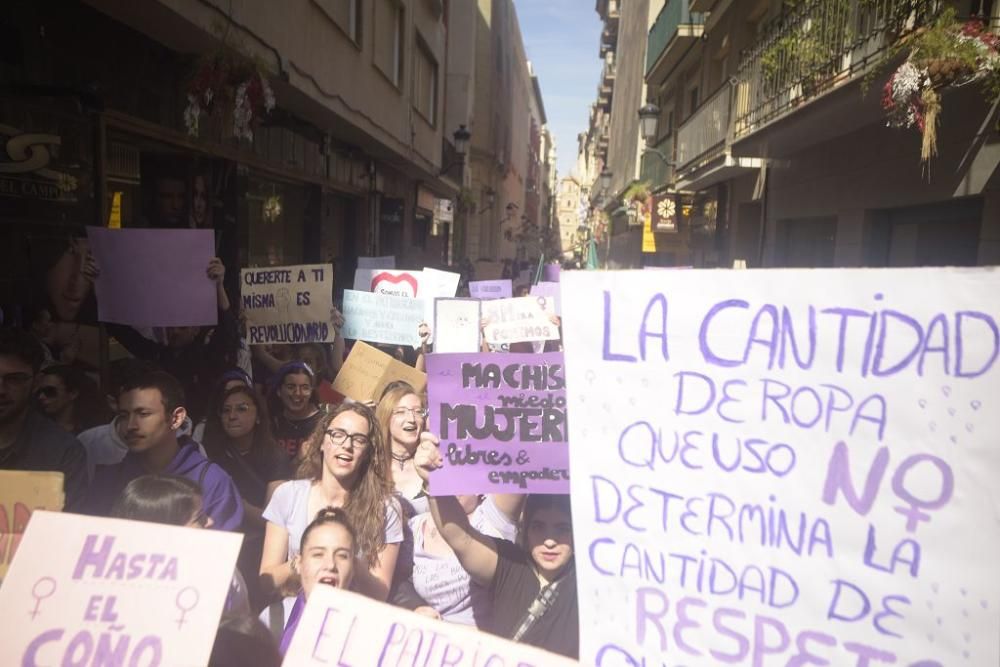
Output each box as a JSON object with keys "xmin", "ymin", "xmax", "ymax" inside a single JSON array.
[
  {"xmin": 529, "ymin": 281, "xmax": 560, "ymax": 316},
  {"xmin": 426, "ymin": 352, "xmax": 568, "ymax": 494},
  {"xmin": 0, "ymin": 471, "xmax": 64, "ymax": 581},
  {"xmin": 352, "ymin": 268, "xmax": 422, "ymax": 297},
  {"xmin": 341, "ymin": 289, "xmax": 424, "ymax": 347},
  {"xmin": 282, "ymin": 583, "xmax": 576, "ymax": 666},
  {"xmin": 560, "ymin": 268, "xmax": 1000, "ymax": 666},
  {"xmin": 481, "ymin": 296, "xmax": 559, "ymax": 345},
  {"xmin": 241, "ymin": 264, "xmax": 333, "ymax": 344},
  {"xmin": 433, "ymin": 298, "xmax": 481, "ymax": 353},
  {"xmin": 357, "ymin": 256, "xmax": 396, "ymax": 270},
  {"xmin": 87, "ymin": 227, "xmax": 217, "ymax": 327},
  {"xmin": 331, "ymin": 341, "xmax": 427, "ymax": 404},
  {"xmin": 543, "ymin": 264, "xmax": 561, "ymax": 282},
  {"xmin": 469, "ymin": 279, "xmax": 512, "ymax": 300},
  {"xmin": 0, "ymin": 511, "xmax": 242, "ymax": 666}
]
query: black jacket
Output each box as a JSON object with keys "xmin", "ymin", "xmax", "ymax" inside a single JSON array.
[{"xmin": 0, "ymin": 410, "xmax": 88, "ymax": 510}]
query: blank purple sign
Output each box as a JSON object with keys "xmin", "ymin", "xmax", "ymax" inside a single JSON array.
[
  {"xmin": 87, "ymin": 227, "xmax": 217, "ymax": 327},
  {"xmin": 426, "ymin": 352, "xmax": 568, "ymax": 495},
  {"xmin": 469, "ymin": 279, "xmax": 512, "ymax": 300}
]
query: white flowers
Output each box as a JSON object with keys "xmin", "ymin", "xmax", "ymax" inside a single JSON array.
[
  {"xmin": 233, "ymin": 82, "xmax": 254, "ymax": 141},
  {"xmin": 184, "ymin": 94, "xmax": 201, "ymax": 137}
]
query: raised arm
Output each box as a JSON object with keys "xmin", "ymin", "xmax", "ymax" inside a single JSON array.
[{"xmin": 414, "ymin": 432, "xmax": 499, "ymax": 587}]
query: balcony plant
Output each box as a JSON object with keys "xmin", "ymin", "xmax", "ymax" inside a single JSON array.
[
  {"xmin": 184, "ymin": 49, "xmax": 275, "ymax": 142},
  {"xmin": 880, "ymin": 9, "xmax": 1000, "ymax": 163}
]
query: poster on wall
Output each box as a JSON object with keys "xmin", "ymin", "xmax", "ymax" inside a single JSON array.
[{"xmin": 561, "ymin": 267, "xmax": 1000, "ymax": 666}]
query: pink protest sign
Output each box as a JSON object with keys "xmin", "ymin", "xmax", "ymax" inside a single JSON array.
[
  {"xmin": 426, "ymin": 352, "xmax": 568, "ymax": 494},
  {"xmin": 87, "ymin": 227, "xmax": 217, "ymax": 327},
  {"xmin": 469, "ymin": 279, "xmax": 512, "ymax": 300},
  {"xmin": 0, "ymin": 511, "xmax": 242, "ymax": 666}
]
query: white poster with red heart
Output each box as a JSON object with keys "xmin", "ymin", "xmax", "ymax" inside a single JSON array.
[{"xmin": 353, "ymin": 269, "xmax": 422, "ymax": 298}]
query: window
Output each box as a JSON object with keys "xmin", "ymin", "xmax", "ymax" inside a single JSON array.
[
  {"xmin": 374, "ymin": 0, "xmax": 404, "ymax": 87},
  {"xmin": 313, "ymin": 0, "xmax": 361, "ymax": 44},
  {"xmin": 413, "ymin": 37, "xmax": 438, "ymax": 125}
]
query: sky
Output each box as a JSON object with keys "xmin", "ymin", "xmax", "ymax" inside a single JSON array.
[{"xmin": 514, "ymin": 0, "xmax": 603, "ymax": 181}]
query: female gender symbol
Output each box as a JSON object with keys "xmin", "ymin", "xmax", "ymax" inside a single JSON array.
[
  {"xmin": 174, "ymin": 586, "xmax": 200, "ymax": 629},
  {"xmin": 29, "ymin": 577, "xmax": 57, "ymax": 620}
]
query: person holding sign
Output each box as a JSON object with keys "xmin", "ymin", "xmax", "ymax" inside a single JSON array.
[
  {"xmin": 85, "ymin": 370, "xmax": 245, "ymax": 531},
  {"xmin": 260, "ymin": 403, "xmax": 402, "ymax": 614},
  {"xmin": 414, "ymin": 433, "xmax": 579, "ymax": 658},
  {"xmin": 0, "ymin": 328, "xmax": 88, "ymax": 509},
  {"xmin": 277, "ymin": 507, "xmax": 357, "ymax": 654}
]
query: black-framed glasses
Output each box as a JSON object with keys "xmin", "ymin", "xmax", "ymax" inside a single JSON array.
[
  {"xmin": 325, "ymin": 428, "xmax": 371, "ymax": 449},
  {"xmin": 391, "ymin": 407, "xmax": 428, "ymax": 420},
  {"xmin": 0, "ymin": 372, "xmax": 33, "ymax": 389},
  {"xmin": 35, "ymin": 386, "xmax": 60, "ymax": 399}
]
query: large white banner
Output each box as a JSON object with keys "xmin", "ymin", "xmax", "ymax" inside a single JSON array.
[
  {"xmin": 242, "ymin": 264, "xmax": 333, "ymax": 344},
  {"xmin": 561, "ymin": 268, "xmax": 1000, "ymax": 666},
  {"xmin": 283, "ymin": 585, "xmax": 575, "ymax": 666}
]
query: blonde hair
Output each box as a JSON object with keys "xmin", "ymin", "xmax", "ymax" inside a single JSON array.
[
  {"xmin": 295, "ymin": 402, "xmax": 393, "ymax": 567},
  {"xmin": 374, "ymin": 385, "xmax": 425, "ymax": 483}
]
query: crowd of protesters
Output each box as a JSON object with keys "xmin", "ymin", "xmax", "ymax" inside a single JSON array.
[{"xmin": 0, "ymin": 256, "xmax": 577, "ymax": 664}]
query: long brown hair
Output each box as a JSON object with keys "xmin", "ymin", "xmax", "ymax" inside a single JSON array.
[{"xmin": 296, "ymin": 402, "xmax": 393, "ymax": 567}]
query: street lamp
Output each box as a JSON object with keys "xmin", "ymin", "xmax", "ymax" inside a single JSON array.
[
  {"xmin": 599, "ymin": 168, "xmax": 612, "ymax": 193},
  {"xmin": 440, "ymin": 124, "xmax": 472, "ymax": 174},
  {"xmin": 637, "ymin": 103, "xmax": 674, "ymax": 166}
]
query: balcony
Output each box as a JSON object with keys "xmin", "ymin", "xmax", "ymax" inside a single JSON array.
[
  {"xmin": 602, "ymin": 53, "xmax": 616, "ymax": 87},
  {"xmin": 646, "ymin": 0, "xmax": 705, "ymax": 81},
  {"xmin": 675, "ymin": 85, "xmax": 763, "ymax": 190},
  {"xmin": 732, "ymin": 0, "xmax": 936, "ymax": 156},
  {"xmin": 640, "ymin": 135, "xmax": 674, "ymax": 190}
]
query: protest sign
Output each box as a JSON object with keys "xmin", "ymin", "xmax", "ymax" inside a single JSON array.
[
  {"xmin": 482, "ymin": 296, "xmax": 558, "ymax": 345},
  {"xmin": 529, "ymin": 281, "xmax": 560, "ymax": 316},
  {"xmin": 426, "ymin": 352, "xmax": 568, "ymax": 494},
  {"xmin": 357, "ymin": 256, "xmax": 396, "ymax": 270},
  {"xmin": 341, "ymin": 289, "xmax": 424, "ymax": 347},
  {"xmin": 87, "ymin": 227, "xmax": 216, "ymax": 327},
  {"xmin": 469, "ymin": 279, "xmax": 512, "ymax": 300},
  {"xmin": 433, "ymin": 298, "xmax": 481, "ymax": 353},
  {"xmin": 420, "ymin": 267, "xmax": 462, "ymax": 342},
  {"xmin": 353, "ymin": 268, "xmax": 422, "ymax": 297},
  {"xmin": 544, "ymin": 264, "xmax": 561, "ymax": 282},
  {"xmin": 0, "ymin": 511, "xmax": 241, "ymax": 666},
  {"xmin": 282, "ymin": 582, "xmax": 576, "ymax": 666},
  {"xmin": 241, "ymin": 264, "xmax": 333, "ymax": 344},
  {"xmin": 560, "ymin": 267, "xmax": 1000, "ymax": 666},
  {"xmin": 0, "ymin": 471, "xmax": 63, "ymax": 581},
  {"xmin": 331, "ymin": 341, "xmax": 427, "ymax": 403}
]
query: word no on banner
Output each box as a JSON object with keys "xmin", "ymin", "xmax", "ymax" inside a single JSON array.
[
  {"xmin": 283, "ymin": 584, "xmax": 576, "ymax": 666},
  {"xmin": 242, "ymin": 264, "xmax": 334, "ymax": 344},
  {"xmin": 426, "ymin": 352, "xmax": 568, "ymax": 494},
  {"xmin": 0, "ymin": 511, "xmax": 242, "ymax": 667},
  {"xmin": 560, "ymin": 267, "xmax": 1000, "ymax": 666}
]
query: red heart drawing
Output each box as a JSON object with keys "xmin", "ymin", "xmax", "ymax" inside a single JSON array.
[{"xmin": 371, "ymin": 272, "xmax": 419, "ymax": 297}]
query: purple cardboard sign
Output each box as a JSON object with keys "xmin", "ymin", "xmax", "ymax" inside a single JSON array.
[
  {"xmin": 87, "ymin": 227, "xmax": 217, "ymax": 327},
  {"xmin": 426, "ymin": 352, "xmax": 568, "ymax": 494},
  {"xmin": 543, "ymin": 264, "xmax": 561, "ymax": 283},
  {"xmin": 469, "ymin": 279, "xmax": 512, "ymax": 301},
  {"xmin": 529, "ymin": 281, "xmax": 560, "ymax": 316}
]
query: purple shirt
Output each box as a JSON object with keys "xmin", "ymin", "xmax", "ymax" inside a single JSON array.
[{"xmin": 85, "ymin": 437, "xmax": 245, "ymax": 531}]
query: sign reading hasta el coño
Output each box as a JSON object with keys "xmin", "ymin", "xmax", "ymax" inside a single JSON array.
[
  {"xmin": 242, "ymin": 264, "xmax": 333, "ymax": 344},
  {"xmin": 427, "ymin": 352, "xmax": 568, "ymax": 494},
  {"xmin": 560, "ymin": 267, "xmax": 1000, "ymax": 666},
  {"xmin": 0, "ymin": 511, "xmax": 242, "ymax": 666}
]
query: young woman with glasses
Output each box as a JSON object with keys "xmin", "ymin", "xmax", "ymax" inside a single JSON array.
[
  {"xmin": 375, "ymin": 383, "xmax": 429, "ymax": 518},
  {"xmin": 259, "ymin": 403, "xmax": 402, "ymax": 634}
]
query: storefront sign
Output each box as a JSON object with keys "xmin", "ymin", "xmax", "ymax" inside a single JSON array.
[{"xmin": 379, "ymin": 198, "xmax": 404, "ymax": 226}]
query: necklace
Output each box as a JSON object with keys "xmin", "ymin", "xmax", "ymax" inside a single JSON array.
[{"xmin": 391, "ymin": 450, "xmax": 414, "ymax": 470}]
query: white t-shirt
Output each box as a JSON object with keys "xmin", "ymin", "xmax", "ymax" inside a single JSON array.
[
  {"xmin": 408, "ymin": 497, "xmax": 516, "ymax": 627},
  {"xmin": 263, "ymin": 478, "xmax": 403, "ymax": 561}
]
